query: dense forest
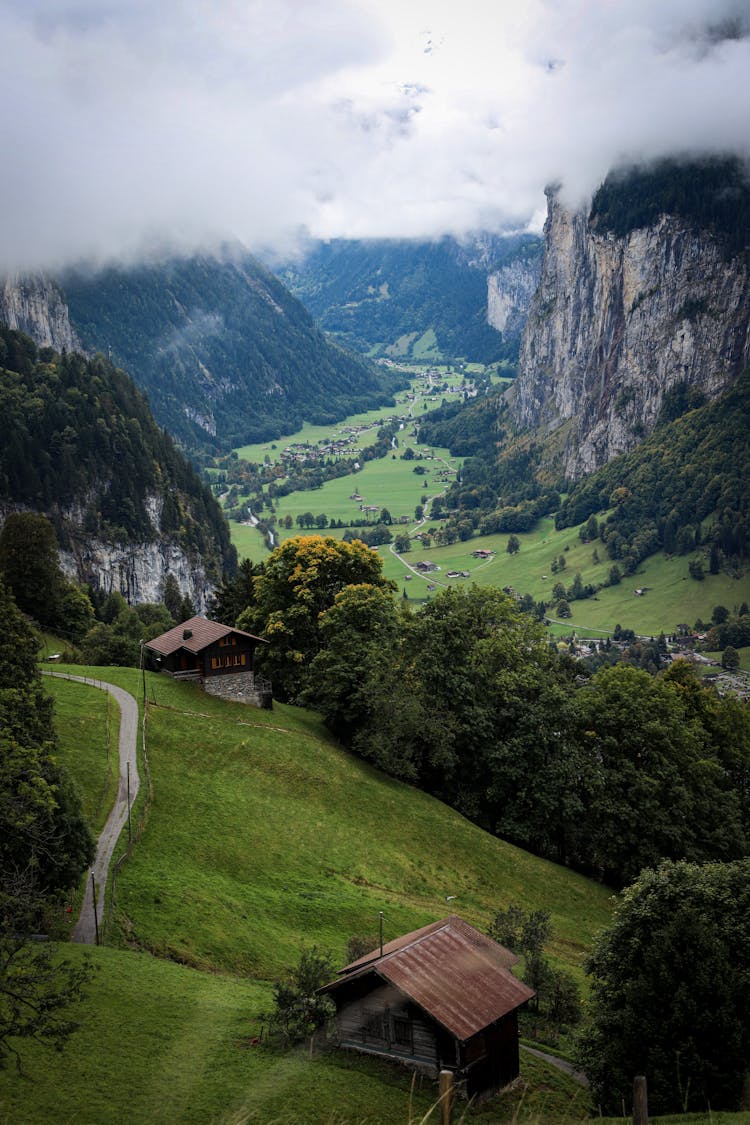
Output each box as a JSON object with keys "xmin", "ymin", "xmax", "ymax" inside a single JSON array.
[
  {"xmin": 61, "ymin": 254, "xmax": 402, "ymax": 454},
  {"xmin": 417, "ymin": 361, "xmax": 750, "ymax": 572},
  {"xmin": 0, "ymin": 327, "xmax": 234, "ymax": 576},
  {"xmin": 556, "ymin": 368, "xmax": 750, "ymax": 570},
  {"xmin": 217, "ymin": 538, "xmax": 750, "ymax": 891},
  {"xmin": 589, "ymin": 154, "xmax": 750, "ymax": 257},
  {"xmin": 277, "ymin": 234, "xmax": 542, "ymax": 363}
]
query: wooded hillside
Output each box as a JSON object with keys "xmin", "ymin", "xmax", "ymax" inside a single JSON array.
[
  {"xmin": 0, "ymin": 327, "xmax": 234, "ymax": 575},
  {"xmin": 61, "ymin": 254, "xmax": 402, "ymax": 454}
]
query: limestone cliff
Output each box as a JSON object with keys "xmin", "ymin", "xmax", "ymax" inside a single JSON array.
[
  {"xmin": 486, "ymin": 257, "xmax": 541, "ymax": 352},
  {"xmin": 0, "ymin": 274, "xmax": 82, "ymax": 353},
  {"xmin": 59, "ymin": 529, "xmax": 214, "ymax": 613},
  {"xmin": 511, "ymin": 189, "xmax": 750, "ymax": 479}
]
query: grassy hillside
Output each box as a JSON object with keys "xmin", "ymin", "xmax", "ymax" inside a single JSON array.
[
  {"xmin": 46, "ymin": 674, "xmax": 119, "ymax": 833},
  {"xmin": 0, "ymin": 666, "xmax": 614, "ymax": 1123},
  {"xmin": 8, "ymin": 669, "xmax": 750, "ymax": 1122},
  {"xmin": 0, "ymin": 941, "xmax": 594, "ymax": 1124},
  {"xmin": 102, "ymin": 671, "xmax": 612, "ymax": 981}
]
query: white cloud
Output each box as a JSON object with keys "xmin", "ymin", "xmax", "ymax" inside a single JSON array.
[{"xmin": 1, "ymin": 0, "xmax": 749, "ymax": 271}]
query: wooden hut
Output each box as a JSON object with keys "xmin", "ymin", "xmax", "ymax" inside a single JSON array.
[{"xmin": 320, "ymin": 916, "xmax": 534, "ymax": 1100}]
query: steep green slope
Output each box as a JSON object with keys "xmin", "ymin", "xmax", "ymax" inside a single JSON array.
[
  {"xmin": 417, "ymin": 369, "xmax": 749, "ymax": 583},
  {"xmin": 97, "ymin": 671, "xmax": 612, "ymax": 981},
  {"xmin": 0, "ymin": 944, "xmax": 592, "ymax": 1125},
  {"xmin": 0, "ymin": 327, "xmax": 233, "ymax": 575},
  {"xmin": 277, "ymin": 234, "xmax": 542, "ymax": 363},
  {"xmin": 61, "ymin": 254, "xmax": 402, "ymax": 454},
  {"xmin": 556, "ymin": 368, "xmax": 750, "ymax": 570}
]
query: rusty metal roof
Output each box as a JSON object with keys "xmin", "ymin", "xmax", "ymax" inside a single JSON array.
[
  {"xmin": 144, "ymin": 615, "xmax": 266, "ymax": 657},
  {"xmin": 323, "ymin": 915, "xmax": 535, "ymax": 1042}
]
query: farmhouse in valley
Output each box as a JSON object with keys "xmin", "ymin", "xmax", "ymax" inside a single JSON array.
[
  {"xmin": 144, "ymin": 615, "xmax": 272, "ymax": 708},
  {"xmin": 320, "ymin": 915, "xmax": 534, "ymax": 1100}
]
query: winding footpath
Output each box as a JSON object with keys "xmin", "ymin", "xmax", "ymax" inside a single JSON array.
[{"xmin": 44, "ymin": 672, "xmax": 140, "ymax": 944}]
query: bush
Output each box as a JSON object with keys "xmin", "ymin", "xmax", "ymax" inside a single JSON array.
[{"xmin": 265, "ymin": 947, "xmax": 336, "ymax": 1046}]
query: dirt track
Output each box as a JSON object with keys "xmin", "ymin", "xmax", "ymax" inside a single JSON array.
[{"xmin": 45, "ymin": 672, "xmax": 140, "ymax": 944}]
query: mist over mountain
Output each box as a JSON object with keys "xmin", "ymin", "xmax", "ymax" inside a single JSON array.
[
  {"xmin": 273, "ymin": 233, "xmax": 542, "ymax": 365},
  {"xmin": 60, "ymin": 253, "xmax": 403, "ymax": 454}
]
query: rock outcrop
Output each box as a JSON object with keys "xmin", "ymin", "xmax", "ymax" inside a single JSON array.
[
  {"xmin": 511, "ymin": 189, "xmax": 750, "ymax": 479},
  {"xmin": 487, "ymin": 257, "xmax": 541, "ymax": 350},
  {"xmin": 0, "ymin": 275, "xmax": 82, "ymax": 353},
  {"xmin": 58, "ymin": 533, "xmax": 213, "ymax": 613}
]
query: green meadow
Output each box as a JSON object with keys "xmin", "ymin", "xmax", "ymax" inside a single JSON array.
[
  {"xmin": 46, "ymin": 674, "xmax": 120, "ymax": 833},
  {"xmin": 234, "ymin": 369, "xmax": 469, "ymax": 465},
  {"xmin": 382, "ymin": 521, "xmax": 749, "ymax": 637},
  {"xmin": 0, "ymin": 667, "xmax": 615, "ymax": 1122},
  {"xmin": 227, "ymin": 387, "xmax": 750, "ymax": 638},
  {"xmin": 109, "ymin": 672, "xmax": 611, "ymax": 981}
]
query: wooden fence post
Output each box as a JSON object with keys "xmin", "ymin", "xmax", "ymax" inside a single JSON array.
[
  {"xmin": 439, "ymin": 1069, "xmax": 454, "ymax": 1125},
  {"xmin": 633, "ymin": 1075, "xmax": 648, "ymax": 1125}
]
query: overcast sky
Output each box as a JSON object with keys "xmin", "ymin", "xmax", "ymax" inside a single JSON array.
[{"xmin": 2, "ymin": 0, "xmax": 750, "ymax": 272}]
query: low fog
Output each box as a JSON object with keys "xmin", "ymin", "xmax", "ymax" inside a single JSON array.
[{"xmin": 1, "ymin": 0, "xmax": 749, "ymax": 272}]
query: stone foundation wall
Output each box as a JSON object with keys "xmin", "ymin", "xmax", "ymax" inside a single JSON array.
[{"xmin": 202, "ymin": 670, "xmax": 273, "ymax": 709}]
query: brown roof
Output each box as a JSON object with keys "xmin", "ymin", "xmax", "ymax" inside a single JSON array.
[
  {"xmin": 144, "ymin": 615, "xmax": 266, "ymax": 657},
  {"xmin": 322, "ymin": 915, "xmax": 535, "ymax": 1041}
]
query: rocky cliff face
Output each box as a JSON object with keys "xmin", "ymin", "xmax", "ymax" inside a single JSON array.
[
  {"xmin": 0, "ymin": 275, "xmax": 82, "ymax": 353},
  {"xmin": 511, "ymin": 190, "xmax": 750, "ymax": 479},
  {"xmin": 59, "ymin": 533, "xmax": 213, "ymax": 613},
  {"xmin": 487, "ymin": 257, "xmax": 541, "ymax": 348}
]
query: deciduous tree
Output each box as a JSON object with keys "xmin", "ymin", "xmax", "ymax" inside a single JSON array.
[
  {"xmin": 240, "ymin": 536, "xmax": 394, "ymax": 700},
  {"xmin": 579, "ymin": 859, "xmax": 750, "ymax": 1114}
]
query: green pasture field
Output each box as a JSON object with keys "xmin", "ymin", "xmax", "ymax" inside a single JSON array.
[
  {"xmin": 268, "ymin": 448, "xmax": 461, "ymax": 541},
  {"xmin": 20, "ymin": 668, "xmax": 749, "ymax": 1123},
  {"xmin": 102, "ymin": 670, "xmax": 612, "ymax": 982},
  {"xmin": 705, "ymin": 647, "xmax": 750, "ymax": 672},
  {"xmin": 45, "ymin": 675, "xmax": 119, "ymax": 834},
  {"xmin": 234, "ymin": 371, "xmax": 468, "ymax": 465},
  {"xmin": 227, "ymin": 387, "xmax": 749, "ymax": 634},
  {"xmin": 0, "ymin": 945, "xmax": 596, "ymax": 1125},
  {"xmin": 0, "ymin": 665, "xmax": 614, "ymax": 1122},
  {"xmin": 381, "ymin": 520, "xmax": 750, "ymax": 638}
]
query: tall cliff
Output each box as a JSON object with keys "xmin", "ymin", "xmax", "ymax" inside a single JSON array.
[
  {"xmin": 486, "ymin": 257, "xmax": 541, "ymax": 351},
  {"xmin": 0, "ymin": 274, "xmax": 81, "ymax": 353},
  {"xmin": 511, "ymin": 179, "xmax": 750, "ymax": 479}
]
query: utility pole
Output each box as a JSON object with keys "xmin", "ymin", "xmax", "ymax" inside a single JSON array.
[
  {"xmin": 633, "ymin": 1076, "xmax": 648, "ymax": 1125},
  {"xmin": 127, "ymin": 761, "xmax": 132, "ymax": 843},
  {"xmin": 91, "ymin": 872, "xmax": 100, "ymax": 946}
]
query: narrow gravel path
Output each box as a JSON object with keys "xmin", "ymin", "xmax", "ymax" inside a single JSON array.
[
  {"xmin": 44, "ymin": 672, "xmax": 140, "ymax": 944},
  {"xmin": 521, "ymin": 1044, "xmax": 589, "ymax": 1087}
]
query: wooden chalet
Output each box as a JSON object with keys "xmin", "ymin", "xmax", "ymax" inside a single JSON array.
[
  {"xmin": 320, "ymin": 916, "xmax": 534, "ymax": 1101},
  {"xmin": 144, "ymin": 615, "xmax": 272, "ymax": 707}
]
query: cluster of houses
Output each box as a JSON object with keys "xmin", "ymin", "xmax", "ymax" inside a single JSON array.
[{"xmin": 279, "ymin": 437, "xmax": 361, "ymax": 466}]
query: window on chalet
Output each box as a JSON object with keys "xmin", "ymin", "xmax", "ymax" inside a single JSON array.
[
  {"xmin": 363, "ymin": 1010, "xmax": 386, "ymax": 1042},
  {"xmin": 392, "ymin": 1016, "xmax": 413, "ymax": 1051},
  {"xmin": 218, "ymin": 636, "xmax": 237, "ymax": 647}
]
